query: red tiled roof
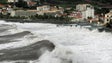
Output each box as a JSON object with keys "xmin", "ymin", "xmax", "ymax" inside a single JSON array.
[
  {"xmin": 27, "ymin": 1, "xmax": 36, "ymax": 6},
  {"xmin": 0, "ymin": 4, "xmax": 5, "ymax": 7}
]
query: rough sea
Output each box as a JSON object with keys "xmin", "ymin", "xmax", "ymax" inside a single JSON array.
[{"xmin": 0, "ymin": 20, "xmax": 112, "ymax": 63}]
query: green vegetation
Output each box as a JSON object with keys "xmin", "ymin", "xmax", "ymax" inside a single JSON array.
[
  {"xmin": 53, "ymin": 0, "xmax": 112, "ymax": 4},
  {"xmin": 0, "ymin": 0, "xmax": 7, "ymax": 4},
  {"xmin": 0, "ymin": 13, "xmax": 72, "ymax": 24},
  {"xmin": 95, "ymin": 8, "xmax": 109, "ymax": 14},
  {"xmin": 30, "ymin": 14, "xmax": 71, "ymax": 21}
]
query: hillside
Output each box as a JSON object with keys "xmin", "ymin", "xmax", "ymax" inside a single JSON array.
[
  {"xmin": 0, "ymin": 0, "xmax": 111, "ymax": 11},
  {"xmin": 46, "ymin": 0, "xmax": 112, "ymax": 8},
  {"xmin": 0, "ymin": 0, "xmax": 7, "ymax": 4},
  {"xmin": 0, "ymin": 0, "xmax": 111, "ymax": 7}
]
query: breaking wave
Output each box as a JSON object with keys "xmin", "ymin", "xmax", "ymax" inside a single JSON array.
[{"xmin": 0, "ymin": 20, "xmax": 112, "ymax": 63}]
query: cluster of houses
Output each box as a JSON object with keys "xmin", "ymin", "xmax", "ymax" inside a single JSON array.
[
  {"xmin": 0, "ymin": 0, "xmax": 112, "ymax": 25},
  {"xmin": 66, "ymin": 4, "xmax": 112, "ymax": 25},
  {"xmin": 0, "ymin": 0, "xmax": 63, "ymax": 17},
  {"xmin": 10, "ymin": 5, "xmax": 63, "ymax": 17},
  {"xmin": 68, "ymin": 4, "xmax": 95, "ymax": 21}
]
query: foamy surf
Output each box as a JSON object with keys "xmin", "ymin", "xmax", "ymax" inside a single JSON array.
[{"xmin": 0, "ymin": 20, "xmax": 112, "ymax": 63}]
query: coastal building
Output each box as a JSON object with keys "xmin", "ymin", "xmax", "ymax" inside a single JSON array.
[
  {"xmin": 37, "ymin": 5, "xmax": 50, "ymax": 11},
  {"xmin": 50, "ymin": 6, "xmax": 59, "ymax": 11},
  {"xmin": 23, "ymin": 0, "xmax": 37, "ymax": 7},
  {"xmin": 68, "ymin": 11, "xmax": 82, "ymax": 17},
  {"xmin": 36, "ymin": 5, "xmax": 63, "ymax": 16},
  {"xmin": 1, "ymin": 8, "xmax": 8, "ymax": 15},
  {"xmin": 76, "ymin": 4, "xmax": 90, "ymax": 11},
  {"xmin": 105, "ymin": 10, "xmax": 112, "ymax": 23},
  {"xmin": 36, "ymin": 10, "xmax": 63, "ymax": 16},
  {"xmin": 7, "ymin": 7, "xmax": 13, "ymax": 14},
  {"xmin": 68, "ymin": 11, "xmax": 83, "ymax": 21},
  {"xmin": 0, "ymin": 4, "xmax": 5, "ymax": 8},
  {"xmin": 27, "ymin": 1, "xmax": 37, "ymax": 7},
  {"xmin": 10, "ymin": 5, "xmax": 62, "ymax": 17},
  {"xmin": 10, "ymin": 10, "xmax": 37, "ymax": 17},
  {"xmin": 0, "ymin": 4, "xmax": 13, "ymax": 15},
  {"xmin": 76, "ymin": 4, "xmax": 94, "ymax": 19},
  {"xmin": 7, "ymin": 0, "xmax": 18, "ymax": 3}
]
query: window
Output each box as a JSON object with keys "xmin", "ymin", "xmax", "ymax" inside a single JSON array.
[{"xmin": 107, "ymin": 19, "xmax": 109, "ymax": 21}]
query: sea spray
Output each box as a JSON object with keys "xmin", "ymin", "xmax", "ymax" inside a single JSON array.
[{"xmin": 0, "ymin": 20, "xmax": 112, "ymax": 63}]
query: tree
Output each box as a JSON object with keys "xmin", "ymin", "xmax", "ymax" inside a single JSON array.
[
  {"xmin": 16, "ymin": 0, "xmax": 28, "ymax": 8},
  {"xmin": 0, "ymin": 0, "xmax": 7, "ymax": 4},
  {"xmin": 95, "ymin": 8, "xmax": 109, "ymax": 14},
  {"xmin": 88, "ymin": 16, "xmax": 92, "ymax": 20}
]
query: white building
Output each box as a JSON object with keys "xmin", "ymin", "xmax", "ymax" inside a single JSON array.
[
  {"xmin": 76, "ymin": 4, "xmax": 94, "ymax": 19},
  {"xmin": 7, "ymin": 0, "xmax": 18, "ymax": 3},
  {"xmin": 36, "ymin": 5, "xmax": 63, "ymax": 16},
  {"xmin": 81, "ymin": 7, "xmax": 94, "ymax": 19},
  {"xmin": 10, "ymin": 10, "xmax": 37, "ymax": 17},
  {"xmin": 37, "ymin": 5, "xmax": 50, "ymax": 11},
  {"xmin": 76, "ymin": 4, "xmax": 89, "ymax": 11},
  {"xmin": 105, "ymin": 10, "xmax": 112, "ymax": 23}
]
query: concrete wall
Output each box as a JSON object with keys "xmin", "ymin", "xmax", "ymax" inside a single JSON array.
[{"xmin": 10, "ymin": 10, "xmax": 37, "ymax": 17}]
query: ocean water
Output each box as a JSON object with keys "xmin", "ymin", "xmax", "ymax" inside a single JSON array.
[{"xmin": 0, "ymin": 20, "xmax": 112, "ymax": 63}]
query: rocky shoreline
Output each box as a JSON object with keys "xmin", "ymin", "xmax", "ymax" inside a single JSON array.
[
  {"xmin": 1, "ymin": 19, "xmax": 75, "ymax": 24},
  {"xmin": 0, "ymin": 19, "xmax": 112, "ymax": 32}
]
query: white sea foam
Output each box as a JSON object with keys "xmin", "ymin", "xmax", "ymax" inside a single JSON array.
[{"xmin": 0, "ymin": 20, "xmax": 112, "ymax": 63}]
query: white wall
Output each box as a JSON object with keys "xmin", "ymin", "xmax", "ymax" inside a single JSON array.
[
  {"xmin": 37, "ymin": 6, "xmax": 50, "ymax": 11},
  {"xmin": 82, "ymin": 7, "xmax": 94, "ymax": 19},
  {"xmin": 105, "ymin": 13, "xmax": 112, "ymax": 23},
  {"xmin": 10, "ymin": 11, "xmax": 16, "ymax": 17},
  {"xmin": 76, "ymin": 4, "xmax": 94, "ymax": 19},
  {"xmin": 8, "ymin": 0, "xmax": 18, "ymax": 3}
]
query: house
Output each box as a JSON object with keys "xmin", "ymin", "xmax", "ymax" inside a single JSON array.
[
  {"xmin": 76, "ymin": 4, "xmax": 94, "ymax": 19},
  {"xmin": 0, "ymin": 4, "xmax": 11, "ymax": 15},
  {"xmin": 76, "ymin": 4, "xmax": 90, "ymax": 11},
  {"xmin": 0, "ymin": 4, "xmax": 5, "ymax": 8},
  {"xmin": 37, "ymin": 5, "xmax": 50, "ymax": 11},
  {"xmin": 36, "ymin": 5, "xmax": 63, "ymax": 16},
  {"xmin": 23, "ymin": 0, "xmax": 37, "ymax": 7},
  {"xmin": 68, "ymin": 11, "xmax": 82, "ymax": 18},
  {"xmin": 50, "ymin": 6, "xmax": 59, "ymax": 11},
  {"xmin": 0, "ymin": 4, "xmax": 12, "ymax": 15},
  {"xmin": 68, "ymin": 11, "xmax": 83, "ymax": 21},
  {"xmin": 36, "ymin": 10, "xmax": 62, "ymax": 16},
  {"xmin": 7, "ymin": 7, "xmax": 13, "ymax": 14},
  {"xmin": 7, "ymin": 0, "xmax": 18, "ymax": 3},
  {"xmin": 1, "ymin": 8, "xmax": 8, "ymax": 15},
  {"xmin": 105, "ymin": 10, "xmax": 112, "ymax": 23},
  {"xmin": 27, "ymin": 1, "xmax": 37, "ymax": 7}
]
